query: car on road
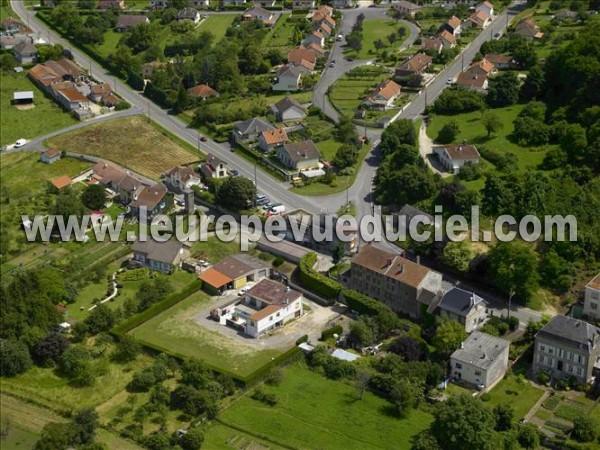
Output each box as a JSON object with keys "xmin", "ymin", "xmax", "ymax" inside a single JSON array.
[
  {"xmin": 336, "ymin": 34, "xmax": 343, "ymax": 41},
  {"xmin": 200, "ymin": 136, "xmax": 208, "ymax": 142},
  {"xmin": 493, "ymin": 32, "xmax": 502, "ymax": 39},
  {"xmin": 230, "ymin": 169, "xmax": 239, "ymax": 176},
  {"xmin": 329, "ymin": 61, "xmax": 335, "ymax": 67},
  {"xmin": 446, "ymin": 78, "xmax": 454, "ymax": 85},
  {"xmin": 13, "ymin": 139, "xmax": 26, "ymax": 148}
]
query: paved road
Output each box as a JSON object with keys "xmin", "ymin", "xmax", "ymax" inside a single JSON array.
[{"xmin": 312, "ymin": 7, "xmax": 419, "ymax": 123}]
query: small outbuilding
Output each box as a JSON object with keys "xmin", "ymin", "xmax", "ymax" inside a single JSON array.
[{"xmin": 12, "ymin": 90, "xmax": 34, "ymax": 105}]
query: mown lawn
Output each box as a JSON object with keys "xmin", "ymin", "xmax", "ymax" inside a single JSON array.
[
  {"xmin": 345, "ymin": 18, "xmax": 410, "ymax": 60},
  {"xmin": 129, "ymin": 292, "xmax": 283, "ymax": 378},
  {"xmin": 484, "ymin": 374, "xmax": 544, "ymax": 421},
  {"xmin": 219, "ymin": 363, "xmax": 433, "ymax": 450},
  {"xmin": 201, "ymin": 13, "xmax": 238, "ymax": 46},
  {"xmin": 264, "ymin": 13, "xmax": 297, "ymax": 52},
  {"xmin": 46, "ymin": 116, "xmax": 199, "ymax": 180},
  {"xmin": 426, "ymin": 104, "xmax": 552, "ymax": 171},
  {"xmin": 1, "ymin": 72, "xmax": 77, "ymax": 146},
  {"xmin": 0, "ymin": 3, "xmax": 14, "ymax": 20}
]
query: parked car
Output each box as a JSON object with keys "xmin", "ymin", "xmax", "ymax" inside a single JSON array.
[
  {"xmin": 230, "ymin": 169, "xmax": 239, "ymax": 176},
  {"xmin": 238, "ymin": 287, "xmax": 249, "ymax": 296},
  {"xmin": 269, "ymin": 204, "xmax": 286, "ymax": 214},
  {"xmin": 200, "ymin": 136, "xmax": 208, "ymax": 142},
  {"xmin": 13, "ymin": 139, "xmax": 26, "ymax": 148},
  {"xmin": 446, "ymin": 78, "xmax": 453, "ymax": 85}
]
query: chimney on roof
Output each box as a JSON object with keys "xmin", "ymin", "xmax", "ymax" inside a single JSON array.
[
  {"xmin": 416, "ymin": 255, "xmax": 420, "ymax": 265},
  {"xmin": 386, "ymin": 257, "xmax": 393, "ymax": 267},
  {"xmin": 397, "ymin": 264, "xmax": 404, "ymax": 274}
]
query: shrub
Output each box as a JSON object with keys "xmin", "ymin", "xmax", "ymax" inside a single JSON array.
[
  {"xmin": 480, "ymin": 393, "xmax": 492, "ymax": 402},
  {"xmin": 272, "ymin": 256, "xmax": 284, "ymax": 267},
  {"xmin": 252, "ymin": 387, "xmax": 278, "ymax": 406},
  {"xmin": 295, "ymin": 335, "xmax": 309, "ymax": 345},
  {"xmin": 320, "ymin": 324, "xmax": 343, "ymax": 341},
  {"xmin": 298, "ymin": 253, "xmax": 341, "ymax": 299},
  {"xmin": 536, "ymin": 371, "xmax": 551, "ymax": 385}
]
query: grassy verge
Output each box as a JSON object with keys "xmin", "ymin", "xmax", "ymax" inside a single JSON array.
[
  {"xmin": 345, "ymin": 18, "xmax": 410, "ymax": 60},
  {"xmin": 484, "ymin": 374, "xmax": 544, "ymax": 421}
]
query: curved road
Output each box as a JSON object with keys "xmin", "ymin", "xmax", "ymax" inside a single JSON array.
[{"xmin": 11, "ymin": 1, "xmax": 522, "ymax": 224}]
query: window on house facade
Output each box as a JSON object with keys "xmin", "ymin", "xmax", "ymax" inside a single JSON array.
[
  {"xmin": 539, "ymin": 344, "xmax": 546, "ymax": 352},
  {"xmin": 577, "ymin": 367, "xmax": 583, "ymax": 376},
  {"xmin": 591, "ymin": 302, "xmax": 598, "ymax": 310},
  {"xmin": 475, "ymin": 370, "xmax": 482, "ymax": 376},
  {"xmin": 455, "ymin": 362, "xmax": 462, "ymax": 369}
]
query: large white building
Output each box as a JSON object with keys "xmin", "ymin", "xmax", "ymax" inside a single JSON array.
[
  {"xmin": 583, "ymin": 273, "xmax": 600, "ymax": 321},
  {"xmin": 450, "ymin": 331, "xmax": 510, "ymax": 389}
]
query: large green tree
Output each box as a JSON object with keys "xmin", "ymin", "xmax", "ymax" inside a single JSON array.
[
  {"xmin": 430, "ymin": 395, "xmax": 497, "ymax": 450},
  {"xmin": 217, "ymin": 176, "xmax": 257, "ymax": 210},
  {"xmin": 81, "ymin": 184, "xmax": 107, "ymax": 211},
  {"xmin": 487, "ymin": 242, "xmax": 539, "ymax": 301},
  {"xmin": 432, "ymin": 318, "xmax": 467, "ymax": 356}
]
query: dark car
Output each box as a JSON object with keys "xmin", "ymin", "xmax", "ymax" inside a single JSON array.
[
  {"xmin": 230, "ymin": 169, "xmax": 239, "ymax": 176},
  {"xmin": 200, "ymin": 136, "xmax": 208, "ymax": 142}
]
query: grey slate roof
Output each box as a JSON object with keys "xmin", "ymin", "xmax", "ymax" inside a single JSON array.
[
  {"xmin": 397, "ymin": 204, "xmax": 433, "ymax": 225},
  {"xmin": 536, "ymin": 316, "xmax": 600, "ymax": 352},
  {"xmin": 272, "ymin": 96, "xmax": 305, "ymax": 115},
  {"xmin": 132, "ymin": 239, "xmax": 187, "ymax": 264},
  {"xmin": 451, "ymin": 331, "xmax": 509, "ymax": 370},
  {"xmin": 13, "ymin": 40, "xmax": 37, "ymax": 55},
  {"xmin": 439, "ymin": 287, "xmax": 483, "ymax": 317},
  {"xmin": 281, "ymin": 140, "xmax": 320, "ymax": 164},
  {"xmin": 234, "ymin": 117, "xmax": 274, "ymax": 135}
]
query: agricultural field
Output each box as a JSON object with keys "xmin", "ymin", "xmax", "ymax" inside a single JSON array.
[
  {"xmin": 46, "ymin": 116, "xmax": 199, "ymax": 179},
  {"xmin": 485, "ymin": 373, "xmax": 545, "ymax": 421},
  {"xmin": 346, "ymin": 18, "xmax": 410, "ymax": 60},
  {"xmin": 218, "ymin": 363, "xmax": 434, "ymax": 449},
  {"xmin": 0, "ymin": 72, "xmax": 77, "ymax": 146},
  {"xmin": 128, "ymin": 292, "xmax": 283, "ymax": 378},
  {"xmin": 426, "ymin": 104, "xmax": 553, "ymax": 172}
]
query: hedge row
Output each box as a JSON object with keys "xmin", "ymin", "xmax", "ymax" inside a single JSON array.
[
  {"xmin": 341, "ymin": 288, "xmax": 391, "ymax": 316},
  {"xmin": 111, "ymin": 279, "xmax": 202, "ymax": 336},
  {"xmin": 298, "ymin": 252, "xmax": 342, "ymax": 299},
  {"xmin": 320, "ymin": 324, "xmax": 343, "ymax": 341}
]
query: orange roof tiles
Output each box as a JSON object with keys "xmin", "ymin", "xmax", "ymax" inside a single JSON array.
[
  {"xmin": 200, "ymin": 267, "xmax": 233, "ymax": 288},
  {"xmin": 50, "ymin": 175, "xmax": 72, "ymax": 190},
  {"xmin": 261, "ymin": 128, "xmax": 289, "ymax": 145}
]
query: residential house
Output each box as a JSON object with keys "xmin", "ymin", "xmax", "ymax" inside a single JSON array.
[
  {"xmin": 433, "ymin": 144, "xmax": 480, "ymax": 173},
  {"xmin": 476, "ymin": 1, "xmax": 494, "ymax": 16},
  {"xmin": 302, "ymin": 31, "xmax": 325, "ymax": 48},
  {"xmin": 13, "ymin": 40, "xmax": 37, "ymax": 64},
  {"xmin": 54, "ymin": 85, "xmax": 90, "ymax": 111},
  {"xmin": 50, "ymin": 175, "xmax": 72, "ymax": 191},
  {"xmin": 394, "ymin": 203, "xmax": 438, "ymax": 235},
  {"xmin": 189, "ymin": 0, "xmax": 210, "ymax": 7},
  {"xmin": 515, "ymin": 18, "xmax": 544, "ymax": 40},
  {"xmin": 242, "ymin": 5, "xmax": 275, "ymax": 26},
  {"xmin": 163, "ymin": 166, "xmax": 202, "ymax": 192},
  {"xmin": 200, "ymin": 254, "xmax": 270, "ymax": 294},
  {"xmin": 284, "ymin": 211, "xmax": 358, "ymax": 255},
  {"xmin": 484, "ymin": 53, "xmax": 514, "ymax": 69},
  {"xmin": 455, "ymin": 71, "xmax": 489, "ymax": 92},
  {"xmin": 187, "ymin": 84, "xmax": 219, "ymax": 100},
  {"xmin": 1, "ymin": 35, "xmax": 30, "ymax": 50},
  {"xmin": 40, "ymin": 148, "xmax": 61, "ymax": 164},
  {"xmin": 115, "ymin": 15, "xmax": 149, "ymax": 32},
  {"xmin": 177, "ymin": 7, "xmax": 202, "ymax": 24},
  {"xmin": 132, "ymin": 239, "xmax": 191, "ymax": 273},
  {"xmin": 92, "ymin": 161, "xmax": 127, "ymax": 189},
  {"xmin": 1, "ymin": 17, "xmax": 24, "ymax": 33},
  {"xmin": 129, "ymin": 183, "xmax": 169, "ymax": 218},
  {"xmin": 583, "ymin": 273, "xmax": 600, "ymax": 321},
  {"xmin": 318, "ymin": 22, "xmax": 333, "ymax": 38},
  {"xmin": 361, "ymin": 79, "xmax": 401, "ymax": 110},
  {"xmin": 532, "ymin": 315, "xmax": 600, "ymax": 385},
  {"xmin": 142, "ymin": 61, "xmax": 167, "ymax": 79},
  {"xmin": 292, "ymin": 0, "xmax": 315, "ymax": 9},
  {"xmin": 450, "ymin": 331, "xmax": 509, "ymax": 388},
  {"xmin": 277, "ymin": 140, "xmax": 320, "ymax": 170},
  {"xmin": 393, "ymin": 0, "xmax": 422, "ymax": 17},
  {"xmin": 442, "ymin": 15, "xmax": 462, "ymax": 36},
  {"xmin": 242, "ymin": 279, "xmax": 303, "ymax": 338},
  {"xmin": 468, "ymin": 58, "xmax": 496, "ymax": 76},
  {"xmin": 149, "ymin": 0, "xmax": 168, "ymax": 8},
  {"xmin": 258, "ymin": 128, "xmax": 289, "ymax": 152},
  {"xmin": 288, "ymin": 47, "xmax": 317, "ymax": 72},
  {"xmin": 232, "ymin": 117, "xmax": 274, "ymax": 144},
  {"xmin": 273, "ymin": 64, "xmax": 303, "ymax": 92},
  {"xmin": 348, "ymin": 244, "xmax": 443, "ymax": 319},
  {"xmin": 305, "ymin": 42, "xmax": 325, "ymax": 57},
  {"xmin": 394, "ymin": 53, "xmax": 432, "ymax": 81},
  {"xmin": 99, "ymin": 0, "xmax": 125, "ymax": 8},
  {"xmin": 254, "ymin": 0, "xmax": 276, "ymax": 6},
  {"xmin": 271, "ymin": 96, "xmax": 307, "ymax": 122},
  {"xmin": 332, "ymin": 0, "xmax": 350, "ymax": 8},
  {"xmin": 88, "ymin": 82, "xmax": 118, "ymax": 105},
  {"xmin": 114, "ymin": 173, "xmax": 144, "ymax": 204},
  {"xmin": 439, "ymin": 30, "xmax": 456, "ymax": 48},
  {"xmin": 437, "ymin": 287, "xmax": 488, "ymax": 333},
  {"xmin": 464, "ymin": 10, "xmax": 491, "ymax": 29},
  {"xmin": 199, "ymin": 153, "xmax": 228, "ymax": 179},
  {"xmin": 312, "ymin": 8, "xmax": 335, "ymax": 29},
  {"xmin": 421, "ymin": 37, "xmax": 443, "ymax": 54},
  {"xmin": 30, "ymin": 59, "xmax": 86, "ymax": 90}
]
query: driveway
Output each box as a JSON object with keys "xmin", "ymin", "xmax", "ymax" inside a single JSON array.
[{"xmin": 418, "ymin": 121, "xmax": 452, "ymax": 178}]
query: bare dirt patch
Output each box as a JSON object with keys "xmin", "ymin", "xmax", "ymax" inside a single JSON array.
[{"xmin": 47, "ymin": 116, "xmax": 199, "ymax": 179}]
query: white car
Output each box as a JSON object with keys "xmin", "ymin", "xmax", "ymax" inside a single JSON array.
[
  {"xmin": 238, "ymin": 287, "xmax": 249, "ymax": 296},
  {"xmin": 13, "ymin": 139, "xmax": 27, "ymax": 148},
  {"xmin": 446, "ymin": 78, "xmax": 454, "ymax": 85}
]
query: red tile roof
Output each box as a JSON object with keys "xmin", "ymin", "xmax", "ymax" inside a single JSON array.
[
  {"xmin": 187, "ymin": 84, "xmax": 218, "ymax": 98},
  {"xmin": 50, "ymin": 175, "xmax": 72, "ymax": 190},
  {"xmin": 261, "ymin": 128, "xmax": 289, "ymax": 145},
  {"xmin": 200, "ymin": 267, "xmax": 233, "ymax": 288}
]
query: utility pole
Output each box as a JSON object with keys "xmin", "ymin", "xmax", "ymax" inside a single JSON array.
[{"xmin": 507, "ymin": 290, "xmax": 514, "ymax": 320}]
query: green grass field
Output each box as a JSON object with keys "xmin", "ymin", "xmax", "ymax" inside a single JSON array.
[
  {"xmin": 129, "ymin": 292, "xmax": 283, "ymax": 378},
  {"xmin": 345, "ymin": 19, "xmax": 410, "ymax": 60},
  {"xmin": 426, "ymin": 104, "xmax": 552, "ymax": 171},
  {"xmin": 204, "ymin": 423, "xmax": 287, "ymax": 450},
  {"xmin": 219, "ymin": 363, "xmax": 433, "ymax": 450},
  {"xmin": 0, "ymin": 3, "xmax": 14, "ymax": 21},
  {"xmin": 329, "ymin": 70, "xmax": 391, "ymax": 118},
  {"xmin": 485, "ymin": 374, "xmax": 544, "ymax": 421},
  {"xmin": 0, "ymin": 72, "xmax": 77, "ymax": 146},
  {"xmin": 201, "ymin": 13, "xmax": 238, "ymax": 46},
  {"xmin": 264, "ymin": 13, "xmax": 297, "ymax": 53},
  {"xmin": 94, "ymin": 29, "xmax": 122, "ymax": 58}
]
